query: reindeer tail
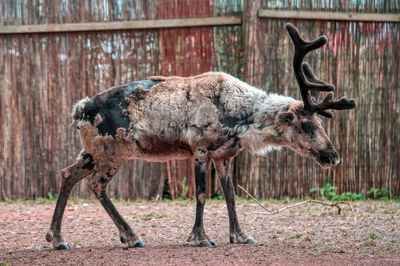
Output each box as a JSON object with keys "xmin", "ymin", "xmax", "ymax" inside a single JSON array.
[{"xmin": 70, "ymin": 97, "xmax": 90, "ymax": 127}]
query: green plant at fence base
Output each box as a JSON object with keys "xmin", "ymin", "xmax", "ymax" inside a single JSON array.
[
  {"xmin": 310, "ymin": 176, "xmax": 390, "ymax": 201},
  {"xmin": 309, "ymin": 176, "xmax": 359, "ymax": 201},
  {"xmin": 367, "ymin": 187, "xmax": 389, "ymax": 201},
  {"xmin": 310, "ymin": 176, "xmax": 337, "ymax": 200},
  {"xmin": 331, "ymin": 192, "xmax": 365, "ymax": 201},
  {"xmin": 178, "ymin": 177, "xmax": 190, "ymax": 200},
  {"xmin": 211, "ymin": 192, "xmax": 224, "ymax": 200},
  {"xmin": 47, "ymin": 192, "xmax": 58, "ymax": 200}
]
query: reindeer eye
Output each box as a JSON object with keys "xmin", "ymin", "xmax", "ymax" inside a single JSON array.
[{"xmin": 301, "ymin": 121, "xmax": 314, "ymax": 134}]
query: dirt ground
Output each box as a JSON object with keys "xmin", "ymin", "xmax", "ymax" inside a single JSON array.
[{"xmin": 0, "ymin": 199, "xmax": 399, "ymax": 265}]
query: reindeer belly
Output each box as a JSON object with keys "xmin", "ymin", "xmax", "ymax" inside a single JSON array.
[{"xmin": 130, "ymin": 136, "xmax": 193, "ymax": 162}]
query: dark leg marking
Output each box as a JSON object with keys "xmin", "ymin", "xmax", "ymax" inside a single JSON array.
[
  {"xmin": 214, "ymin": 158, "xmax": 257, "ymax": 244},
  {"xmin": 46, "ymin": 151, "xmax": 96, "ymax": 250},
  {"xmin": 187, "ymin": 159, "xmax": 218, "ymax": 247},
  {"xmin": 81, "ymin": 153, "xmax": 95, "ymax": 170}
]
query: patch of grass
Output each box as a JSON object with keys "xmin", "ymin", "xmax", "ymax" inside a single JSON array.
[
  {"xmin": 132, "ymin": 211, "xmax": 178, "ymax": 220},
  {"xmin": 178, "ymin": 177, "xmax": 190, "ymax": 200},
  {"xmin": 327, "ymin": 211, "xmax": 335, "ymax": 216},
  {"xmin": 1, "ymin": 262, "xmax": 11, "ymax": 266},
  {"xmin": 1, "ymin": 197, "xmax": 399, "ymax": 210},
  {"xmin": 0, "ymin": 197, "xmax": 98, "ymax": 205},
  {"xmin": 211, "ymin": 193, "xmax": 224, "ymax": 200},
  {"xmin": 236, "ymin": 197, "xmax": 307, "ymax": 205},
  {"xmin": 363, "ymin": 240, "xmax": 378, "ymax": 247},
  {"xmin": 369, "ymin": 232, "xmax": 378, "ymax": 241},
  {"xmin": 286, "ymin": 233, "xmax": 302, "ymax": 239},
  {"xmin": 165, "ymin": 198, "xmax": 192, "ymax": 206},
  {"xmin": 324, "ymin": 247, "xmax": 345, "ymax": 253},
  {"xmin": 205, "ymin": 198, "xmax": 226, "ymax": 204},
  {"xmin": 69, "ymin": 198, "xmax": 98, "ymax": 204},
  {"xmin": 1, "ymin": 198, "xmax": 52, "ymax": 205}
]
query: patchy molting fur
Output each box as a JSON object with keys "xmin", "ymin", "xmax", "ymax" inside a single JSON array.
[
  {"xmin": 48, "ymin": 21, "xmax": 355, "ymax": 251},
  {"xmin": 73, "ymin": 72, "xmax": 311, "ymax": 165},
  {"xmin": 47, "ymin": 22, "xmax": 355, "ymax": 250},
  {"xmin": 47, "ymin": 72, "xmax": 340, "ymax": 250},
  {"xmin": 72, "ymin": 97, "xmax": 90, "ymax": 120}
]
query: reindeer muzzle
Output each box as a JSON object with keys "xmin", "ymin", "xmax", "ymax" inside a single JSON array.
[{"xmin": 319, "ymin": 147, "xmax": 340, "ymax": 167}]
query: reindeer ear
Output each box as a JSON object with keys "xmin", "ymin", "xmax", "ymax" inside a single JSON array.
[{"xmin": 276, "ymin": 111, "xmax": 296, "ymax": 125}]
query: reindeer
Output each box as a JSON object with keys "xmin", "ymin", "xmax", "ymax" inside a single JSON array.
[{"xmin": 46, "ymin": 23, "xmax": 356, "ymax": 250}]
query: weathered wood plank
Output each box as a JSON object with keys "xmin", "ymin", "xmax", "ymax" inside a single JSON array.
[
  {"xmin": 0, "ymin": 16, "xmax": 242, "ymax": 34},
  {"xmin": 159, "ymin": 0, "xmax": 213, "ymax": 200},
  {"xmin": 258, "ymin": 9, "xmax": 400, "ymax": 23}
]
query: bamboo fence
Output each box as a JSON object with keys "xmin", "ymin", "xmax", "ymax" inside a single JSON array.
[{"xmin": 0, "ymin": 0, "xmax": 399, "ymax": 200}]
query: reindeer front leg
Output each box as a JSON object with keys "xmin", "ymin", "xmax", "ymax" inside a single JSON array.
[
  {"xmin": 214, "ymin": 158, "xmax": 257, "ymax": 244},
  {"xmin": 187, "ymin": 159, "xmax": 218, "ymax": 247},
  {"xmin": 46, "ymin": 150, "xmax": 95, "ymax": 250}
]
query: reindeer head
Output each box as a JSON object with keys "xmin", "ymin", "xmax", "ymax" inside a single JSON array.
[{"xmin": 279, "ymin": 23, "xmax": 357, "ymax": 168}]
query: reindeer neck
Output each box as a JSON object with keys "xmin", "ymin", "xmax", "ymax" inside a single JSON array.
[{"xmin": 237, "ymin": 92, "xmax": 300, "ymax": 154}]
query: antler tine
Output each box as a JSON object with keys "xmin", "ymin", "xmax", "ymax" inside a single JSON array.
[
  {"xmin": 302, "ymin": 63, "xmax": 334, "ymax": 118},
  {"xmin": 285, "ymin": 23, "xmax": 335, "ymax": 111},
  {"xmin": 286, "ymin": 23, "xmax": 357, "ymax": 118},
  {"xmin": 302, "ymin": 62, "xmax": 332, "ymax": 100},
  {"xmin": 314, "ymin": 93, "xmax": 357, "ymax": 116},
  {"xmin": 304, "ymin": 63, "xmax": 356, "ymax": 117}
]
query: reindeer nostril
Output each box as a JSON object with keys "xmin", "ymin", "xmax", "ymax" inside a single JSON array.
[
  {"xmin": 320, "ymin": 151, "xmax": 331, "ymax": 164},
  {"xmin": 319, "ymin": 148, "xmax": 339, "ymax": 165}
]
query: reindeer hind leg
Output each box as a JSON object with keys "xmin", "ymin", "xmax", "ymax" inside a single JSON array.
[{"xmin": 87, "ymin": 166, "xmax": 145, "ymax": 248}]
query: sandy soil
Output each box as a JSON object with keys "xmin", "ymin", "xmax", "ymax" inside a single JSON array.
[{"xmin": 0, "ymin": 199, "xmax": 399, "ymax": 265}]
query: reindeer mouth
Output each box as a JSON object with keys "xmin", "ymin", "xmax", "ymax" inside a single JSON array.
[{"xmin": 309, "ymin": 148, "xmax": 340, "ymax": 168}]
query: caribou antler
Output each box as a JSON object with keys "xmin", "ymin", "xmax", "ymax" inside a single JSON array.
[{"xmin": 285, "ymin": 23, "xmax": 357, "ymax": 118}]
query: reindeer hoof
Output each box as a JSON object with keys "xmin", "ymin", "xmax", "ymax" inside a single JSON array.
[
  {"xmin": 230, "ymin": 233, "xmax": 258, "ymax": 244},
  {"xmin": 131, "ymin": 241, "xmax": 146, "ymax": 248},
  {"xmin": 243, "ymin": 237, "xmax": 258, "ymax": 244},
  {"xmin": 198, "ymin": 240, "xmax": 211, "ymax": 247},
  {"xmin": 55, "ymin": 242, "xmax": 71, "ymax": 250},
  {"xmin": 197, "ymin": 239, "xmax": 218, "ymax": 247},
  {"xmin": 209, "ymin": 240, "xmax": 219, "ymax": 247}
]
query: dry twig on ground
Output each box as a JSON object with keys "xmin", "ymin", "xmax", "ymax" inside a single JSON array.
[{"xmin": 237, "ymin": 185, "xmax": 357, "ymax": 222}]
